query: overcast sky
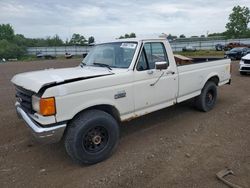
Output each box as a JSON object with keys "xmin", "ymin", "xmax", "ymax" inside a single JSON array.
[{"xmin": 0, "ymin": 0, "xmax": 249, "ymax": 42}]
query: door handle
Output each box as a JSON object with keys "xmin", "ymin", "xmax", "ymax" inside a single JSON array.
[{"xmin": 147, "ymin": 70, "xmax": 154, "ymax": 75}]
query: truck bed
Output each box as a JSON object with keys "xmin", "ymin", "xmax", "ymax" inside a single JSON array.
[
  {"xmin": 176, "ymin": 58, "xmax": 231, "ymax": 103},
  {"xmin": 174, "ymin": 54, "xmax": 226, "ymax": 66}
]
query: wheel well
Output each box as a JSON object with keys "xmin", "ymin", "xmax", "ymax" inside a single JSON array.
[
  {"xmin": 207, "ymin": 76, "xmax": 219, "ymax": 86},
  {"xmin": 63, "ymin": 105, "xmax": 121, "ymax": 141},
  {"xmin": 82, "ymin": 105, "xmax": 121, "ymax": 122}
]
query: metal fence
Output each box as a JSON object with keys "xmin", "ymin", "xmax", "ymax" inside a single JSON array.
[
  {"xmin": 27, "ymin": 46, "xmax": 92, "ymax": 56},
  {"xmin": 27, "ymin": 38, "xmax": 250, "ymax": 55},
  {"xmin": 170, "ymin": 38, "xmax": 250, "ymax": 52}
]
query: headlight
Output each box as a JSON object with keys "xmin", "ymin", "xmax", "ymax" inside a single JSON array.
[
  {"xmin": 32, "ymin": 95, "xmax": 56, "ymax": 116},
  {"xmin": 32, "ymin": 95, "xmax": 40, "ymax": 112},
  {"xmin": 239, "ymin": 60, "xmax": 244, "ymax": 65}
]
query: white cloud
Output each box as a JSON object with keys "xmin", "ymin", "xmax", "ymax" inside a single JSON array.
[{"xmin": 0, "ymin": 0, "xmax": 249, "ymax": 42}]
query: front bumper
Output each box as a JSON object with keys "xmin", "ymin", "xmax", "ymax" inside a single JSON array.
[
  {"xmin": 16, "ymin": 105, "xmax": 66, "ymax": 143},
  {"xmin": 239, "ymin": 64, "xmax": 250, "ymax": 72}
]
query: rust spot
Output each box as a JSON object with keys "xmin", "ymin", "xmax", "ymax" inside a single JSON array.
[
  {"xmin": 122, "ymin": 112, "xmax": 151, "ymax": 122},
  {"xmin": 122, "ymin": 114, "xmax": 140, "ymax": 122}
]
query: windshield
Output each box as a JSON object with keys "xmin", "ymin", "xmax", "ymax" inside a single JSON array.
[
  {"xmin": 230, "ymin": 48, "xmax": 244, "ymax": 52},
  {"xmin": 82, "ymin": 42, "xmax": 137, "ymax": 69}
]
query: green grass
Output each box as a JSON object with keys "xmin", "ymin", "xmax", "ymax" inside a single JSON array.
[
  {"xmin": 18, "ymin": 55, "xmax": 38, "ymax": 61},
  {"xmin": 176, "ymin": 50, "xmax": 224, "ymax": 57}
]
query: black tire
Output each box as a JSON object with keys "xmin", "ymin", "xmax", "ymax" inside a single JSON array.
[
  {"xmin": 64, "ymin": 110, "xmax": 119, "ymax": 165},
  {"xmin": 195, "ymin": 81, "xmax": 217, "ymax": 112},
  {"xmin": 240, "ymin": 71, "xmax": 246, "ymax": 75}
]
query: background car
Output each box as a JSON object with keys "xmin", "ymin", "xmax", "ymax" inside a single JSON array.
[
  {"xmin": 36, "ymin": 52, "xmax": 56, "ymax": 59},
  {"xmin": 0, "ymin": 58, "xmax": 6, "ymax": 63},
  {"xmin": 65, "ymin": 52, "xmax": 73, "ymax": 59},
  {"xmin": 239, "ymin": 54, "xmax": 250, "ymax": 75},
  {"xmin": 224, "ymin": 47, "xmax": 250, "ymax": 60},
  {"xmin": 182, "ymin": 45, "xmax": 197, "ymax": 52},
  {"xmin": 224, "ymin": 42, "xmax": 250, "ymax": 51},
  {"xmin": 215, "ymin": 44, "xmax": 225, "ymax": 51}
]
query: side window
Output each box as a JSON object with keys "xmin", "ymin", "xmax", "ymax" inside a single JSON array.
[
  {"xmin": 136, "ymin": 49, "xmax": 148, "ymax": 71},
  {"xmin": 144, "ymin": 43, "xmax": 169, "ymax": 69}
]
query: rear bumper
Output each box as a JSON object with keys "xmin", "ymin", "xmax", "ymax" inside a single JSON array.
[{"xmin": 16, "ymin": 105, "xmax": 66, "ymax": 143}]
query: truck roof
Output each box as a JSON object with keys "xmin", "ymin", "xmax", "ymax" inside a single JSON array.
[{"xmin": 99, "ymin": 38, "xmax": 167, "ymax": 44}]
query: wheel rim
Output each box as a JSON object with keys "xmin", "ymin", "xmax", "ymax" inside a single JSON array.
[
  {"xmin": 82, "ymin": 126, "xmax": 109, "ymax": 153},
  {"xmin": 205, "ymin": 90, "xmax": 214, "ymax": 106}
]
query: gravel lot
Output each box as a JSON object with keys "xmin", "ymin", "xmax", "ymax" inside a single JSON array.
[{"xmin": 0, "ymin": 59, "xmax": 249, "ymax": 188}]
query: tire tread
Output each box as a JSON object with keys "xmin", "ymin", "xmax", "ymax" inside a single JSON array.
[{"xmin": 64, "ymin": 110, "xmax": 119, "ymax": 165}]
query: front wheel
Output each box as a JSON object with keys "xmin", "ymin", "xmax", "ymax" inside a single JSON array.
[
  {"xmin": 195, "ymin": 81, "xmax": 217, "ymax": 112},
  {"xmin": 64, "ymin": 110, "xmax": 119, "ymax": 165}
]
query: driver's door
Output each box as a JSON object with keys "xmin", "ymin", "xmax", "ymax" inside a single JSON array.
[{"xmin": 133, "ymin": 42, "xmax": 178, "ymax": 115}]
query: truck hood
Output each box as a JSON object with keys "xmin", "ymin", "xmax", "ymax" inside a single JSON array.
[{"xmin": 11, "ymin": 66, "xmax": 114, "ymax": 93}]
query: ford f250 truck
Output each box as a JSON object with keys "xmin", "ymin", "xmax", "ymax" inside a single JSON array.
[{"xmin": 12, "ymin": 38, "xmax": 231, "ymax": 165}]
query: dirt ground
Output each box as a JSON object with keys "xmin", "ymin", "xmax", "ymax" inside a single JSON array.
[{"xmin": 0, "ymin": 58, "xmax": 249, "ymax": 188}]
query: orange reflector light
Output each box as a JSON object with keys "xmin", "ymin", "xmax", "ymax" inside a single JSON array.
[{"xmin": 40, "ymin": 97, "xmax": 56, "ymax": 116}]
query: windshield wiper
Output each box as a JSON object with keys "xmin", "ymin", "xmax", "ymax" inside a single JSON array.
[{"xmin": 93, "ymin": 63, "xmax": 112, "ymax": 70}]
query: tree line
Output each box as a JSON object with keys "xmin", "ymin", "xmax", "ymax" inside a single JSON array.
[
  {"xmin": 167, "ymin": 5, "xmax": 250, "ymax": 40},
  {"xmin": 118, "ymin": 33, "xmax": 136, "ymax": 39},
  {"xmin": 0, "ymin": 24, "xmax": 137, "ymax": 59},
  {"xmin": 208, "ymin": 6, "xmax": 250, "ymax": 38},
  {"xmin": 0, "ymin": 5, "xmax": 249, "ymax": 59},
  {"xmin": 0, "ymin": 24, "xmax": 96, "ymax": 59},
  {"xmin": 0, "ymin": 24, "xmax": 95, "ymax": 47}
]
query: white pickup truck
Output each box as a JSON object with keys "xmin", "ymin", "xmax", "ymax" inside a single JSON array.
[{"xmin": 12, "ymin": 38, "xmax": 231, "ymax": 164}]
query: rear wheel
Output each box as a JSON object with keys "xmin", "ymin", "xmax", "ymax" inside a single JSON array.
[
  {"xmin": 195, "ymin": 81, "xmax": 217, "ymax": 112},
  {"xmin": 64, "ymin": 110, "xmax": 119, "ymax": 165}
]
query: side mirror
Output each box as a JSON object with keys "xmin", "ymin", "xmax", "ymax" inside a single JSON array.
[{"xmin": 155, "ymin": 61, "xmax": 168, "ymax": 70}]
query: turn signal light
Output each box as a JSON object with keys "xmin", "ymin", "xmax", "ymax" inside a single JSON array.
[{"xmin": 40, "ymin": 97, "xmax": 56, "ymax": 116}]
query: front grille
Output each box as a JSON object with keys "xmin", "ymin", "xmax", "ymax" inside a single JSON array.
[
  {"xmin": 241, "ymin": 67, "xmax": 250, "ymax": 71},
  {"xmin": 15, "ymin": 86, "xmax": 35, "ymax": 114},
  {"xmin": 244, "ymin": 59, "xmax": 250, "ymax": 64}
]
